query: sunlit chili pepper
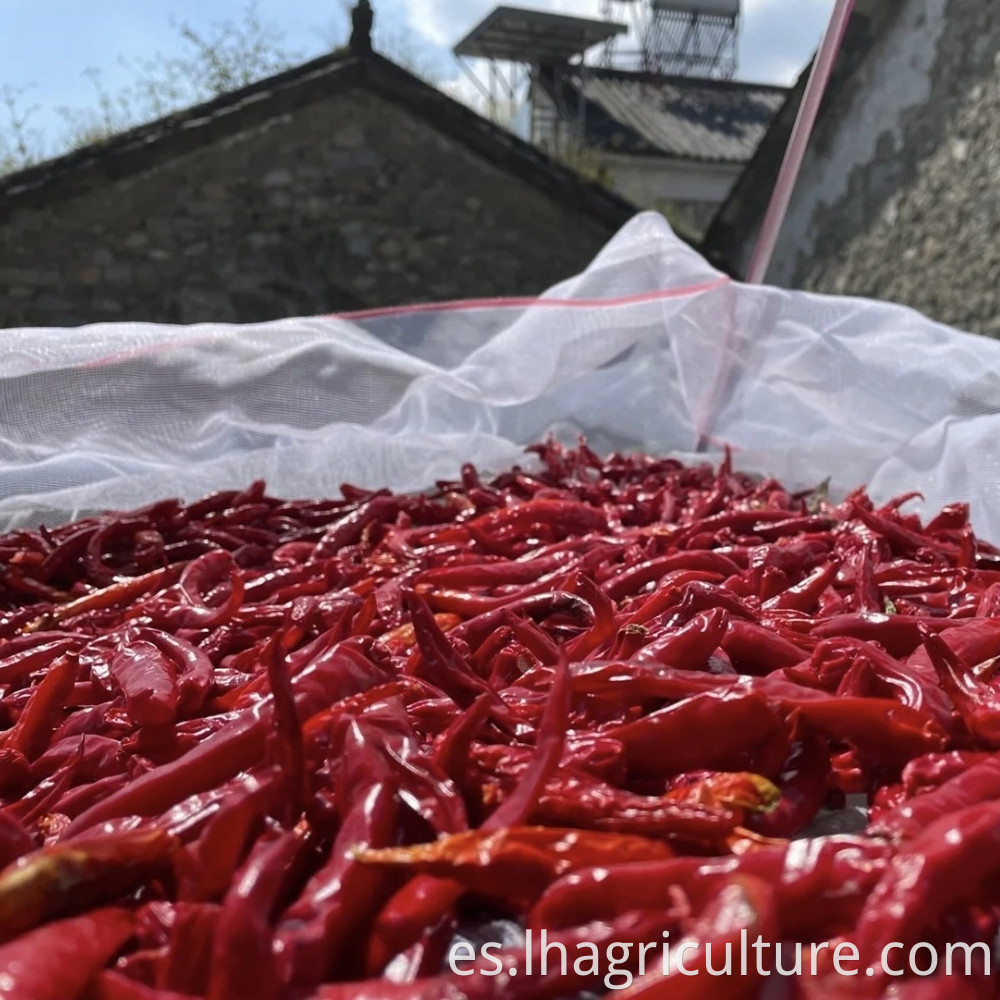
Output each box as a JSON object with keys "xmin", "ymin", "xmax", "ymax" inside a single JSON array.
[
  {"xmin": 0, "ymin": 654, "xmax": 77, "ymax": 760},
  {"xmin": 358, "ymin": 826, "xmax": 674, "ymax": 912},
  {"xmin": 5, "ymin": 439, "xmax": 1000, "ymax": 998},
  {"xmin": 608, "ymin": 688, "xmax": 785, "ymax": 779},
  {"xmin": 206, "ymin": 827, "xmax": 306, "ymax": 1000},
  {"xmin": 0, "ymin": 827, "xmax": 176, "ymax": 942},
  {"xmin": 0, "ymin": 906, "xmax": 135, "ymax": 1000},
  {"xmin": 363, "ymin": 657, "xmax": 571, "ymax": 977},
  {"xmin": 854, "ymin": 799, "xmax": 1000, "ymax": 979},
  {"xmin": 531, "ymin": 835, "xmax": 889, "ymax": 937},
  {"xmin": 920, "ymin": 627, "xmax": 1000, "ymax": 746},
  {"xmin": 867, "ymin": 753, "xmax": 1000, "ymax": 842}
]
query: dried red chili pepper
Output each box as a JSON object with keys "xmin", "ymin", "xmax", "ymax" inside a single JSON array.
[
  {"xmin": 358, "ymin": 826, "xmax": 674, "ymax": 912},
  {"xmin": 867, "ymin": 753, "xmax": 1000, "ymax": 842},
  {"xmin": 531, "ymin": 834, "xmax": 889, "ymax": 939},
  {"xmin": 0, "ymin": 827, "xmax": 177, "ymax": 942},
  {"xmin": 854, "ymin": 798, "xmax": 1000, "ymax": 978},
  {"xmin": 0, "ymin": 906, "xmax": 135, "ymax": 1000},
  {"xmin": 3, "ymin": 440, "xmax": 1000, "ymax": 998},
  {"xmin": 608, "ymin": 688, "xmax": 785, "ymax": 779},
  {"xmin": 206, "ymin": 827, "xmax": 306, "ymax": 1000}
]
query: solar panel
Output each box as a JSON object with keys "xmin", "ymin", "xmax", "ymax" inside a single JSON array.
[
  {"xmin": 651, "ymin": 0, "xmax": 740, "ymax": 17},
  {"xmin": 454, "ymin": 5, "xmax": 628, "ymax": 64}
]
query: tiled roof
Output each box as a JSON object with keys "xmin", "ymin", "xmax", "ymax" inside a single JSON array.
[{"xmin": 540, "ymin": 66, "xmax": 788, "ymax": 164}]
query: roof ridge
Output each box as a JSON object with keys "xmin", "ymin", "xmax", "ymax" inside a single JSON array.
[
  {"xmin": 0, "ymin": 50, "xmax": 359, "ymax": 198},
  {"xmin": 361, "ymin": 55, "xmax": 638, "ymax": 227},
  {"xmin": 0, "ymin": 48, "xmax": 638, "ymax": 235}
]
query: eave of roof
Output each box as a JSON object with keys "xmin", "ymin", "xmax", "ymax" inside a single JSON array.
[
  {"xmin": 0, "ymin": 49, "xmax": 639, "ymax": 234},
  {"xmin": 574, "ymin": 64, "xmax": 789, "ymax": 95}
]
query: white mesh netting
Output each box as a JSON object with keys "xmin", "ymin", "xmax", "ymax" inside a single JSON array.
[{"xmin": 3, "ymin": 212, "xmax": 999, "ymax": 537}]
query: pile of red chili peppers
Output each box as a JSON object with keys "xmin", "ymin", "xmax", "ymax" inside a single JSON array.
[{"xmin": 1, "ymin": 440, "xmax": 1000, "ymax": 999}]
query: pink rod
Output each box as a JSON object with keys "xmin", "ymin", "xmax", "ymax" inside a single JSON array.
[{"xmin": 745, "ymin": 0, "xmax": 856, "ymax": 284}]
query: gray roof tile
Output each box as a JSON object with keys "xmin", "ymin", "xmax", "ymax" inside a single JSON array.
[{"xmin": 542, "ymin": 67, "xmax": 788, "ymax": 163}]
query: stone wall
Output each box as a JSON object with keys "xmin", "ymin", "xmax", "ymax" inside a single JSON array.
[
  {"xmin": 795, "ymin": 0, "xmax": 1000, "ymax": 336},
  {"xmin": 711, "ymin": 0, "xmax": 1000, "ymax": 336},
  {"xmin": 0, "ymin": 85, "xmax": 622, "ymax": 327}
]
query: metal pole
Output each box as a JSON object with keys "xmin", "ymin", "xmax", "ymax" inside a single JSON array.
[
  {"xmin": 529, "ymin": 64, "xmax": 538, "ymax": 144},
  {"xmin": 455, "ymin": 56, "xmax": 493, "ymax": 107},
  {"xmin": 489, "ymin": 60, "xmax": 496, "ymax": 121}
]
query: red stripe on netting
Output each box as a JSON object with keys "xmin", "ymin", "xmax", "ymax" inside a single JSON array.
[
  {"xmin": 66, "ymin": 276, "xmax": 730, "ymax": 371},
  {"xmin": 329, "ymin": 277, "xmax": 731, "ymax": 321},
  {"xmin": 746, "ymin": 0, "xmax": 856, "ymax": 284},
  {"xmin": 77, "ymin": 333, "xmax": 226, "ymax": 370}
]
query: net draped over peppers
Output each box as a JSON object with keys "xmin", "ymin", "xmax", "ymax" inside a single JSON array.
[{"xmin": 0, "ymin": 441, "xmax": 997, "ymax": 998}]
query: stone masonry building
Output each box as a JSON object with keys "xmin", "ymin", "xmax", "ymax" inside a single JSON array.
[
  {"xmin": 704, "ymin": 0, "xmax": 1000, "ymax": 337},
  {"xmin": 0, "ymin": 50, "xmax": 636, "ymax": 328}
]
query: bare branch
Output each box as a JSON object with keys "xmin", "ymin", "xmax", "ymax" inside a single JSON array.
[
  {"xmin": 0, "ymin": 84, "xmax": 44, "ymax": 171},
  {"xmin": 0, "ymin": 4, "xmax": 445, "ymax": 175}
]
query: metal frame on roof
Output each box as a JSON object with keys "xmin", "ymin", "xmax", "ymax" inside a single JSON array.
[{"xmin": 453, "ymin": 6, "xmax": 627, "ymax": 65}]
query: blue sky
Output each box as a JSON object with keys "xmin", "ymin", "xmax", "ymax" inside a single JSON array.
[{"xmin": 1, "ymin": 0, "xmax": 835, "ymax": 154}]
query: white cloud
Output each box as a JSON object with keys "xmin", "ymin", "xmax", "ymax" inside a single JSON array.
[
  {"xmin": 405, "ymin": 0, "xmax": 493, "ymax": 47},
  {"xmin": 438, "ymin": 72, "xmax": 491, "ymax": 114}
]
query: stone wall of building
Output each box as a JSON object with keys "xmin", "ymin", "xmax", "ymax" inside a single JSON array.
[
  {"xmin": 710, "ymin": 0, "xmax": 1000, "ymax": 336},
  {"xmin": 0, "ymin": 85, "xmax": 621, "ymax": 327},
  {"xmin": 795, "ymin": 0, "xmax": 1000, "ymax": 337}
]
